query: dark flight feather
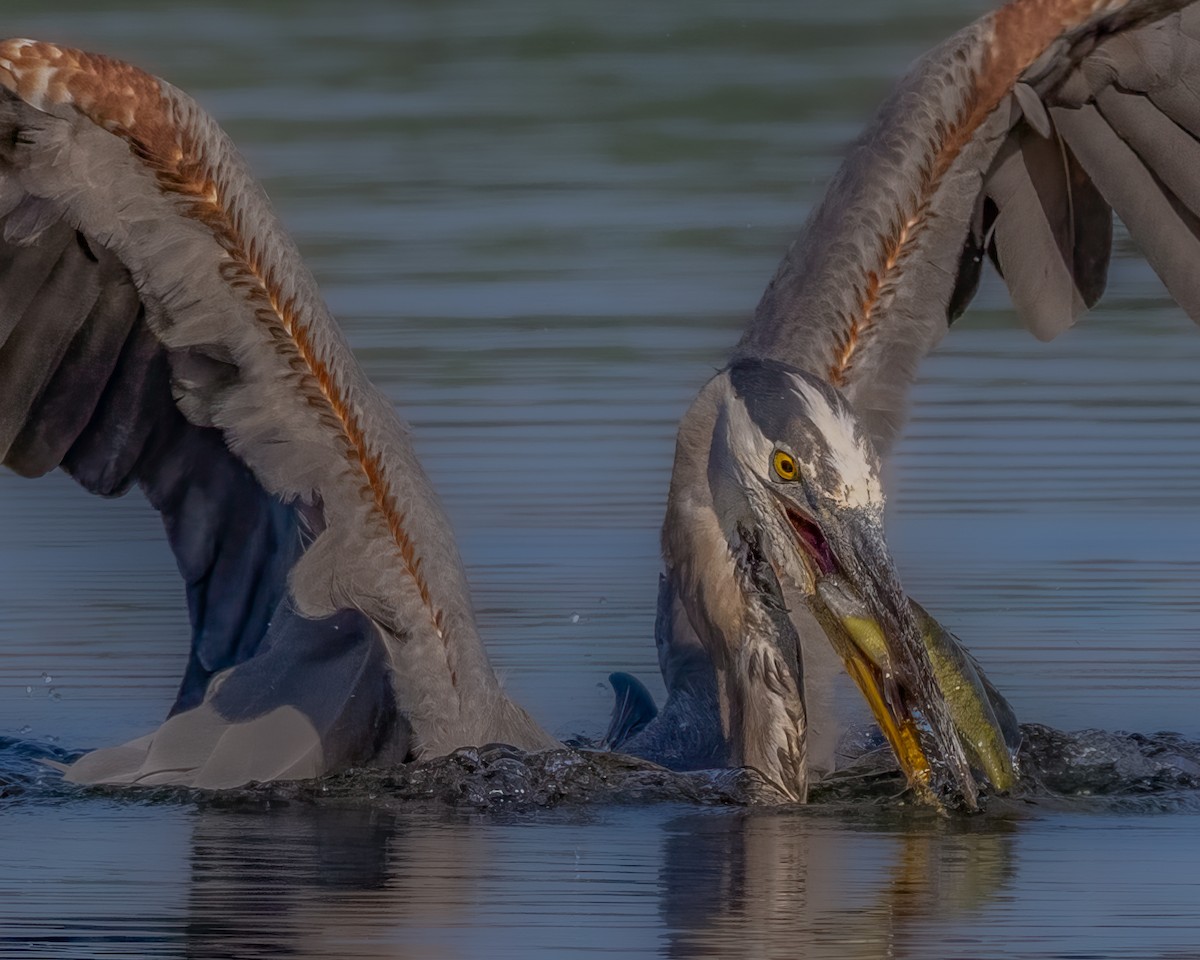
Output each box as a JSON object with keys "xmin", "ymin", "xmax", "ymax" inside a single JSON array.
[
  {"xmin": 735, "ymin": 0, "xmax": 1200, "ymax": 454},
  {"xmin": 1053, "ymin": 101, "xmax": 1200, "ymax": 322},
  {"xmin": 985, "ymin": 122, "xmax": 1111, "ymax": 341},
  {"xmin": 0, "ymin": 36, "xmax": 554, "ymax": 786}
]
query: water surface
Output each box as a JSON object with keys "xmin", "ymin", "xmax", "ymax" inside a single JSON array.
[{"xmin": 2, "ymin": 1, "xmax": 1199, "ymax": 957}]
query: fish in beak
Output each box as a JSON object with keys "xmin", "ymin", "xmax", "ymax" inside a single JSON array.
[
  {"xmin": 774, "ymin": 494, "xmax": 1016, "ymax": 810},
  {"xmin": 682, "ymin": 359, "xmax": 1018, "ymax": 808}
]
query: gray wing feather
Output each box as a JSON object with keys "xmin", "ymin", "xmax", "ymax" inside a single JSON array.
[
  {"xmin": 62, "ymin": 607, "xmax": 404, "ymax": 788},
  {"xmin": 736, "ymin": 0, "xmax": 1200, "ymax": 453},
  {"xmin": 985, "ymin": 125, "xmax": 1111, "ymax": 341},
  {"xmin": 60, "ymin": 315, "xmax": 172, "ymax": 497},
  {"xmin": 0, "ymin": 215, "xmax": 85, "ymax": 346},
  {"xmin": 0, "ymin": 213, "xmax": 300, "ymax": 715},
  {"xmin": 1098, "ymin": 84, "xmax": 1200, "ymax": 214},
  {"xmin": 3, "ymin": 229, "xmax": 140, "ymax": 477},
  {"xmin": 1052, "ymin": 100, "xmax": 1200, "ymax": 321},
  {"xmin": 0, "ymin": 224, "xmax": 100, "ymax": 458},
  {"xmin": 1012, "ymin": 81, "xmax": 1053, "ymax": 137},
  {"xmin": 0, "ymin": 39, "xmax": 554, "ymax": 784}
]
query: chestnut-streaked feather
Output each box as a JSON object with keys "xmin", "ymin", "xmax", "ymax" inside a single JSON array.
[
  {"xmin": 736, "ymin": 0, "xmax": 1200, "ymax": 454},
  {"xmin": 0, "ymin": 36, "xmax": 555, "ymax": 786}
]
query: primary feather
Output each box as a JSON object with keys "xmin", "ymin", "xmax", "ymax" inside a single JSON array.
[
  {"xmin": 737, "ymin": 0, "xmax": 1200, "ymax": 453},
  {"xmin": 627, "ymin": 0, "xmax": 1200, "ymax": 802}
]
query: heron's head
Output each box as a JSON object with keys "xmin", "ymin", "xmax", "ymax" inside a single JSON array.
[
  {"xmin": 684, "ymin": 358, "xmax": 964, "ymax": 800},
  {"xmin": 709, "ymin": 359, "xmax": 886, "ymax": 596}
]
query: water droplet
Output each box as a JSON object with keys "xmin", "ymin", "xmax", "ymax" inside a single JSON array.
[
  {"xmin": 40, "ymin": 672, "xmax": 52, "ymax": 684},
  {"xmin": 17, "ymin": 724, "xmax": 32, "ymax": 736},
  {"xmin": 569, "ymin": 612, "xmax": 580, "ymax": 624},
  {"xmin": 48, "ymin": 687, "xmax": 62, "ymax": 701},
  {"xmin": 25, "ymin": 686, "xmax": 32, "ymax": 697}
]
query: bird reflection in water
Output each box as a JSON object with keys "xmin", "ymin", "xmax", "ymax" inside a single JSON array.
[
  {"xmin": 177, "ymin": 805, "xmax": 1015, "ymax": 960},
  {"xmin": 659, "ymin": 813, "xmax": 1016, "ymax": 960}
]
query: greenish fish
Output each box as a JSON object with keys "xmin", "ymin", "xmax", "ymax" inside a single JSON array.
[{"xmin": 816, "ymin": 575, "xmax": 1019, "ymax": 794}]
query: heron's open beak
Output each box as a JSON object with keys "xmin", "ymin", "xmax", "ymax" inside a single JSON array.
[{"xmin": 776, "ymin": 498, "xmax": 980, "ymax": 810}]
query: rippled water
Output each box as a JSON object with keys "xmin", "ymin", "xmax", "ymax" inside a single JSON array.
[{"xmin": 2, "ymin": 0, "xmax": 1200, "ymax": 956}]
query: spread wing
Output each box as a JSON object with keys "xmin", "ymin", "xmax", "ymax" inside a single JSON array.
[
  {"xmin": 0, "ymin": 219, "xmax": 297, "ymax": 717},
  {"xmin": 735, "ymin": 0, "xmax": 1200, "ymax": 453},
  {"xmin": 0, "ymin": 40, "xmax": 551, "ymax": 785}
]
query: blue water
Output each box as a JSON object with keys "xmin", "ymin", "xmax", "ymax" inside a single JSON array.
[{"xmin": 2, "ymin": 1, "xmax": 1199, "ymax": 956}]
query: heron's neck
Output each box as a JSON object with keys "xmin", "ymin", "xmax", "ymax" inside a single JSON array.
[
  {"xmin": 660, "ymin": 380, "xmax": 808, "ymax": 799},
  {"xmin": 661, "ymin": 379, "xmax": 745, "ymax": 662}
]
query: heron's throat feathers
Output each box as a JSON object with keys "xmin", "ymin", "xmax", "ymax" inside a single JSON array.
[
  {"xmin": 0, "ymin": 40, "xmax": 445, "ymax": 640},
  {"xmin": 733, "ymin": 634, "xmax": 808, "ymax": 801},
  {"xmin": 828, "ymin": 0, "xmax": 1128, "ymax": 387}
]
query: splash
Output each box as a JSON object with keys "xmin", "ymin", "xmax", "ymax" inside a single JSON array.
[{"xmin": 4, "ymin": 725, "xmax": 1200, "ymax": 812}]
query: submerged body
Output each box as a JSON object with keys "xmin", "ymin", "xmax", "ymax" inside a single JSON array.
[{"xmin": 3, "ymin": 0, "xmax": 1200, "ymax": 798}]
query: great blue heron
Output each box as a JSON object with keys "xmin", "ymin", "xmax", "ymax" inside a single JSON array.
[
  {"xmin": 1, "ymin": 0, "xmax": 1197, "ymax": 800},
  {"xmin": 605, "ymin": 0, "xmax": 1200, "ymax": 806}
]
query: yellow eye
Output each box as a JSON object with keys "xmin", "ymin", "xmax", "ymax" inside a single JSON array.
[{"xmin": 772, "ymin": 450, "xmax": 798, "ymax": 481}]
